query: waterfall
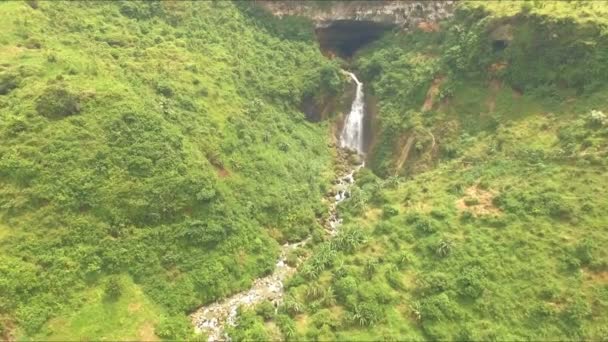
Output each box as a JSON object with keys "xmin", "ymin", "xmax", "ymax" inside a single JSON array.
[{"xmin": 340, "ymin": 72, "xmax": 365, "ymax": 155}]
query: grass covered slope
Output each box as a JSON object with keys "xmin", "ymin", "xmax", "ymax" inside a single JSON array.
[
  {"xmin": 0, "ymin": 1, "xmax": 342, "ymax": 339},
  {"xmin": 227, "ymin": 2, "xmax": 608, "ymax": 341}
]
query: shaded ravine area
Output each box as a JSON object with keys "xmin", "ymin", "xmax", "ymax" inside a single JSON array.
[{"xmin": 190, "ymin": 71, "xmax": 367, "ymax": 341}]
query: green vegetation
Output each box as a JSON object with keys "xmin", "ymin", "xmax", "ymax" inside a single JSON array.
[
  {"xmin": 1, "ymin": 0, "xmax": 607, "ymax": 340},
  {"xmin": 31, "ymin": 275, "xmax": 163, "ymax": 341},
  {"xmin": 0, "ymin": 1, "xmax": 342, "ymax": 339},
  {"xmin": 230, "ymin": 1, "xmax": 608, "ymax": 341}
]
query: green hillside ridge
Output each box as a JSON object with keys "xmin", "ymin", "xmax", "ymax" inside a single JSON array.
[
  {"xmin": 229, "ymin": 1, "xmax": 608, "ymax": 341},
  {"xmin": 0, "ymin": 1, "xmax": 342, "ymax": 339},
  {"xmin": 1, "ymin": 0, "xmax": 607, "ymax": 341}
]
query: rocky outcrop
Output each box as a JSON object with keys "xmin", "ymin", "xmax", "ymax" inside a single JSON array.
[{"xmin": 258, "ymin": 1, "xmax": 457, "ymax": 29}]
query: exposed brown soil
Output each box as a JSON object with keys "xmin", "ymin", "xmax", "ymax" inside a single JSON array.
[
  {"xmin": 513, "ymin": 87, "xmax": 523, "ymax": 98},
  {"xmin": 394, "ymin": 135, "xmax": 416, "ymax": 176},
  {"xmin": 137, "ymin": 321, "xmax": 159, "ymax": 342},
  {"xmin": 487, "ymin": 79, "xmax": 502, "ymax": 113},
  {"xmin": 128, "ymin": 302, "xmax": 141, "ymax": 313},
  {"xmin": 216, "ymin": 167, "xmax": 230, "ymax": 178},
  {"xmin": 583, "ymin": 268, "xmax": 608, "ymax": 284},
  {"xmin": 417, "ymin": 21, "xmax": 440, "ymax": 32},
  {"xmin": 422, "ymin": 76, "xmax": 445, "ymax": 112},
  {"xmin": 456, "ymin": 185, "xmax": 501, "ymax": 216},
  {"xmin": 489, "ymin": 61, "xmax": 508, "ymax": 73},
  {"xmin": 0, "ymin": 319, "xmax": 15, "ymax": 342}
]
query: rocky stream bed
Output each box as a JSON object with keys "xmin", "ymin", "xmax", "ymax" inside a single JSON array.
[{"xmin": 190, "ymin": 161, "xmax": 363, "ymax": 341}]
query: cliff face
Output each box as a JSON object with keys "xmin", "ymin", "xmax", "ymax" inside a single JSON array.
[{"xmin": 258, "ymin": 0, "xmax": 457, "ymax": 29}]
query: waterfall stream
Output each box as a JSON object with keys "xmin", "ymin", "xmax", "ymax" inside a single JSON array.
[
  {"xmin": 340, "ymin": 72, "xmax": 365, "ymax": 155},
  {"xmin": 191, "ymin": 71, "xmax": 366, "ymax": 341}
]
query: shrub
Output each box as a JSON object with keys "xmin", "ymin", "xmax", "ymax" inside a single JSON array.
[
  {"xmin": 6, "ymin": 120, "xmax": 27, "ymax": 137},
  {"xmin": 364, "ymin": 258, "xmax": 378, "ymax": 279},
  {"xmin": 456, "ymin": 266, "xmax": 486, "ymax": 299},
  {"xmin": 25, "ymin": 38, "xmax": 42, "ymax": 49},
  {"xmin": 255, "ymin": 300, "xmax": 275, "ymax": 321},
  {"xmin": 460, "ymin": 211, "xmax": 474, "ymax": 222},
  {"xmin": 104, "ymin": 276, "xmax": 123, "ymax": 300},
  {"xmin": 373, "ymin": 221, "xmax": 393, "ymax": 235},
  {"xmin": 430, "ymin": 208, "xmax": 449, "ymax": 220},
  {"xmin": 155, "ymin": 82, "xmax": 174, "ymax": 97},
  {"xmin": 26, "ymin": 0, "xmax": 39, "ymax": 9},
  {"xmin": 587, "ymin": 110, "xmax": 607, "ymax": 127},
  {"xmin": 306, "ymin": 284, "xmax": 325, "ymax": 301},
  {"xmin": 417, "ymin": 272, "xmax": 451, "ymax": 295},
  {"xmin": 436, "ymin": 239, "xmax": 454, "ymax": 258},
  {"xmin": 322, "ymin": 286, "xmax": 337, "ymax": 307},
  {"xmin": 464, "ymin": 197, "xmax": 480, "ymax": 206},
  {"xmin": 419, "ymin": 293, "xmax": 458, "ymax": 321},
  {"xmin": 334, "ymin": 276, "xmax": 357, "ymax": 303},
  {"xmin": 331, "ymin": 226, "xmax": 367, "ymax": 253},
  {"xmin": 562, "ymin": 297, "xmax": 591, "ymax": 331},
  {"xmin": 285, "ymin": 250, "xmax": 299, "ymax": 267},
  {"xmin": 155, "ymin": 316, "xmax": 192, "ymax": 340},
  {"xmin": 349, "ymin": 301, "xmax": 383, "ymax": 327},
  {"xmin": 311, "ymin": 309, "xmax": 332, "ymax": 328},
  {"xmin": 0, "ymin": 72, "xmax": 18, "ymax": 95},
  {"xmin": 16, "ymin": 304, "xmax": 51, "ymax": 334},
  {"xmin": 385, "ymin": 266, "xmax": 403, "ymax": 290},
  {"xmin": 382, "ymin": 205, "xmax": 399, "ymax": 219},
  {"xmin": 281, "ymin": 296, "xmax": 303, "ymax": 317},
  {"xmin": 275, "ymin": 314, "xmax": 297, "ymax": 341},
  {"xmin": 411, "ymin": 216, "xmax": 439, "ymax": 235},
  {"xmin": 574, "ymin": 239, "xmax": 596, "ymax": 266},
  {"xmin": 36, "ymin": 85, "xmax": 81, "ymax": 119},
  {"xmin": 396, "ymin": 251, "xmax": 413, "ymax": 270}
]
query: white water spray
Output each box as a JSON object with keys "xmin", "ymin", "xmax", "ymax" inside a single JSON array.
[{"xmin": 340, "ymin": 72, "xmax": 365, "ymax": 155}]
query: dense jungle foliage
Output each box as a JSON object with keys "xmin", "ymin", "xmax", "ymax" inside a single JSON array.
[
  {"xmin": 0, "ymin": 1, "xmax": 343, "ymax": 339},
  {"xmin": 230, "ymin": 1, "xmax": 608, "ymax": 341},
  {"xmin": 1, "ymin": 0, "xmax": 607, "ymax": 341}
]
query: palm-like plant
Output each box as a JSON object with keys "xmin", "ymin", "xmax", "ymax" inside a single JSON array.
[
  {"xmin": 410, "ymin": 301, "xmax": 422, "ymax": 321},
  {"xmin": 351, "ymin": 303, "xmax": 380, "ymax": 327},
  {"xmin": 364, "ymin": 259, "xmax": 378, "ymax": 280},
  {"xmin": 282, "ymin": 295, "xmax": 304, "ymax": 316},
  {"xmin": 306, "ymin": 283, "xmax": 324, "ymax": 300},
  {"xmin": 323, "ymin": 286, "xmax": 337, "ymax": 306},
  {"xmin": 397, "ymin": 251, "xmax": 412, "ymax": 269},
  {"xmin": 281, "ymin": 323, "xmax": 296, "ymax": 340},
  {"xmin": 436, "ymin": 239, "xmax": 453, "ymax": 257},
  {"xmin": 301, "ymin": 264, "xmax": 320, "ymax": 280}
]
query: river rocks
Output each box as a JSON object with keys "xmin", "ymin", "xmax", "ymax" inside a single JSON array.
[{"xmin": 191, "ymin": 242, "xmax": 302, "ymax": 341}]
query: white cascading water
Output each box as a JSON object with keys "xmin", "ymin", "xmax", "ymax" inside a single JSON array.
[{"xmin": 340, "ymin": 72, "xmax": 365, "ymax": 155}]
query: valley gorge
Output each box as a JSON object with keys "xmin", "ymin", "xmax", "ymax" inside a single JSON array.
[{"xmin": 0, "ymin": 1, "xmax": 607, "ymax": 341}]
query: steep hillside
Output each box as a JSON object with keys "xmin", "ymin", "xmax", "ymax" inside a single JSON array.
[
  {"xmin": 228, "ymin": 1, "xmax": 608, "ymax": 341},
  {"xmin": 0, "ymin": 1, "xmax": 343, "ymax": 339},
  {"xmin": 1, "ymin": 1, "xmax": 607, "ymax": 341}
]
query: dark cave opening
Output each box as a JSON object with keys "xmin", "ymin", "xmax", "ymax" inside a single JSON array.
[
  {"xmin": 492, "ymin": 39, "xmax": 509, "ymax": 52},
  {"xmin": 316, "ymin": 20, "xmax": 394, "ymax": 58}
]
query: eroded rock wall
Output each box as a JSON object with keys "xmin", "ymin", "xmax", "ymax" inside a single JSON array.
[{"xmin": 258, "ymin": 0, "xmax": 457, "ymax": 29}]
